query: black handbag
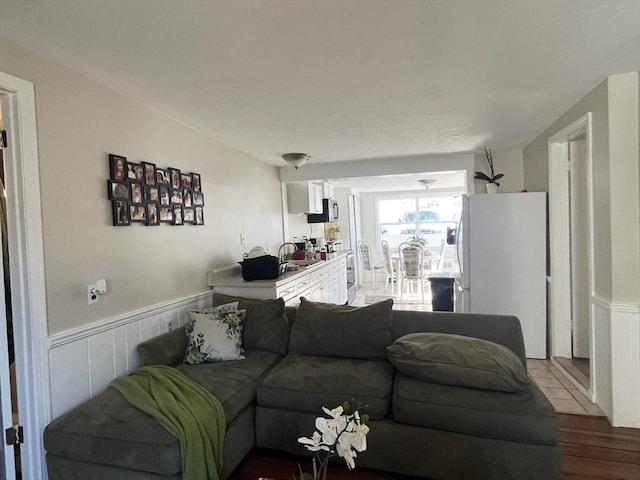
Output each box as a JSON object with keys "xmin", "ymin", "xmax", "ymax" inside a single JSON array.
[{"xmin": 239, "ymin": 254, "xmax": 281, "ymax": 281}]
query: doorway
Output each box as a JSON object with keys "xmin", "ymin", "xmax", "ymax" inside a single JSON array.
[
  {"xmin": 0, "ymin": 71, "xmax": 50, "ymax": 480},
  {"xmin": 548, "ymin": 113, "xmax": 595, "ymax": 398}
]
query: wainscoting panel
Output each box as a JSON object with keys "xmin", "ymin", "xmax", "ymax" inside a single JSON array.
[{"xmin": 48, "ymin": 291, "xmax": 213, "ymax": 418}]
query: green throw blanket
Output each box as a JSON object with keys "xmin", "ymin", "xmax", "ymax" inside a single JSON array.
[{"xmin": 110, "ymin": 365, "xmax": 226, "ymax": 480}]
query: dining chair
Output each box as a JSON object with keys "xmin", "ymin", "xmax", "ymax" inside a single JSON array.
[
  {"xmin": 398, "ymin": 241, "xmax": 426, "ymax": 303},
  {"xmin": 358, "ymin": 239, "xmax": 385, "ymax": 289},
  {"xmin": 380, "ymin": 240, "xmax": 397, "ymax": 295}
]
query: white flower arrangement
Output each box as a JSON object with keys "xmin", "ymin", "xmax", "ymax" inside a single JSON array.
[{"xmin": 296, "ymin": 401, "xmax": 370, "ymax": 480}]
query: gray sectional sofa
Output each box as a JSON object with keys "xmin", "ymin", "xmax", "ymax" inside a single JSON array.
[{"xmin": 44, "ymin": 294, "xmax": 562, "ymax": 480}]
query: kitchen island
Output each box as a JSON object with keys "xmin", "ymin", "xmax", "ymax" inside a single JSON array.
[{"xmin": 208, "ymin": 251, "xmax": 350, "ymax": 305}]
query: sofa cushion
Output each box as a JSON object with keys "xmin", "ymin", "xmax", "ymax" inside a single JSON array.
[
  {"xmin": 392, "ymin": 372, "xmax": 558, "ymax": 446},
  {"xmin": 184, "ymin": 302, "xmax": 246, "ymax": 364},
  {"xmin": 44, "ymin": 350, "xmax": 280, "ymax": 475},
  {"xmin": 257, "ymin": 354, "xmax": 394, "ymax": 420},
  {"xmin": 213, "ymin": 293, "xmax": 289, "ymax": 356},
  {"xmin": 387, "ymin": 332, "xmax": 530, "ymax": 392},
  {"xmin": 137, "ymin": 327, "xmax": 188, "ymax": 366},
  {"xmin": 288, "ymin": 298, "xmax": 393, "ymax": 360}
]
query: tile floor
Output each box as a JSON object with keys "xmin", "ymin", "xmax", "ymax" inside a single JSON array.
[{"xmin": 354, "ymin": 280, "xmax": 605, "ymax": 417}]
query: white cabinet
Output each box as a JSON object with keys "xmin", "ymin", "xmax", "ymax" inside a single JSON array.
[{"xmin": 287, "ymin": 182, "xmax": 323, "ymax": 214}]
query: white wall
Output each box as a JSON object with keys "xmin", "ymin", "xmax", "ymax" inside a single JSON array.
[
  {"xmin": 0, "ymin": 39, "xmax": 284, "ymax": 334},
  {"xmin": 523, "ymin": 72, "xmax": 640, "ymax": 427}
]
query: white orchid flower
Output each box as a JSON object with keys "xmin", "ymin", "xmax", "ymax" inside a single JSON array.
[{"xmin": 298, "ymin": 431, "xmax": 330, "ymax": 452}]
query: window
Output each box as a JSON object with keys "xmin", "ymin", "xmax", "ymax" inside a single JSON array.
[{"xmin": 377, "ymin": 195, "xmax": 461, "ymax": 250}]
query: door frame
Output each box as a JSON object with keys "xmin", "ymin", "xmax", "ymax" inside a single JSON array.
[
  {"xmin": 547, "ymin": 112, "xmax": 596, "ymax": 398},
  {"xmin": 0, "ymin": 71, "xmax": 50, "ymax": 480}
]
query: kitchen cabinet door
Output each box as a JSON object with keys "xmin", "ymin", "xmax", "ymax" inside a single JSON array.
[{"xmin": 286, "ymin": 182, "xmax": 322, "ymax": 214}]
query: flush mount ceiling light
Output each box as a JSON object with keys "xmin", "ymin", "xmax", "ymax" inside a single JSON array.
[
  {"xmin": 418, "ymin": 178, "xmax": 437, "ymax": 189},
  {"xmin": 282, "ymin": 153, "xmax": 310, "ymax": 169}
]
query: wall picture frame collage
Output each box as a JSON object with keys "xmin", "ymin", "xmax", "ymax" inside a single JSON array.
[{"xmin": 107, "ymin": 153, "xmax": 205, "ymax": 227}]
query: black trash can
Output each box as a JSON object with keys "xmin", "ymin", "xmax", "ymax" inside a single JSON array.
[{"xmin": 428, "ymin": 276, "xmax": 455, "ymax": 311}]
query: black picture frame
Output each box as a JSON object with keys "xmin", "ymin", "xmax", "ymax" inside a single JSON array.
[
  {"xmin": 173, "ymin": 206, "xmax": 184, "ymax": 225},
  {"xmin": 130, "ymin": 181, "xmax": 144, "ymax": 204},
  {"xmin": 127, "ymin": 162, "xmax": 144, "ymax": 181},
  {"xmin": 146, "ymin": 203, "xmax": 159, "ymax": 226},
  {"xmin": 183, "ymin": 188, "xmax": 193, "ymax": 208},
  {"xmin": 191, "ymin": 173, "xmax": 201, "ymax": 192},
  {"xmin": 170, "ymin": 189, "xmax": 183, "ymax": 205},
  {"xmin": 145, "ymin": 186, "xmax": 159, "ymax": 203},
  {"xmin": 142, "ymin": 162, "xmax": 156, "ymax": 186},
  {"xmin": 109, "ymin": 154, "xmax": 127, "ymax": 182},
  {"xmin": 108, "ymin": 180, "xmax": 129, "ymax": 200},
  {"xmin": 156, "ymin": 168, "xmax": 170, "ymax": 185},
  {"xmin": 169, "ymin": 168, "xmax": 181, "ymax": 189},
  {"xmin": 194, "ymin": 206, "xmax": 204, "ymax": 225},
  {"xmin": 129, "ymin": 204, "xmax": 147, "ymax": 222},
  {"xmin": 183, "ymin": 207, "xmax": 195, "ymax": 224},
  {"xmin": 192, "ymin": 191, "xmax": 205, "ymax": 206},
  {"xmin": 180, "ymin": 173, "xmax": 192, "ymax": 188},
  {"xmin": 158, "ymin": 185, "xmax": 171, "ymax": 206},
  {"xmin": 112, "ymin": 200, "xmax": 130, "ymax": 226},
  {"xmin": 159, "ymin": 206, "xmax": 173, "ymax": 223}
]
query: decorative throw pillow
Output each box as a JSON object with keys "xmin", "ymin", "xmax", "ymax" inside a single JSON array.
[
  {"xmin": 386, "ymin": 332, "xmax": 530, "ymax": 392},
  {"xmin": 183, "ymin": 302, "xmax": 246, "ymax": 364},
  {"xmin": 212, "ymin": 293, "xmax": 289, "ymax": 356},
  {"xmin": 288, "ymin": 297, "xmax": 393, "ymax": 360}
]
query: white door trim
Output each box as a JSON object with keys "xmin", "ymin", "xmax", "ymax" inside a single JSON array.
[
  {"xmin": 548, "ymin": 112, "xmax": 595, "ymax": 395},
  {"xmin": 0, "ymin": 71, "xmax": 50, "ymax": 480}
]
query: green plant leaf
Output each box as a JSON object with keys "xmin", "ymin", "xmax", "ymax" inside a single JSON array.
[
  {"xmin": 473, "ymin": 172, "xmax": 492, "ymax": 182},
  {"xmin": 492, "ymin": 173, "xmax": 504, "ymax": 181}
]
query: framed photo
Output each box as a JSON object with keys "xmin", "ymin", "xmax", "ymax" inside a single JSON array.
[
  {"xmin": 127, "ymin": 162, "xmax": 144, "ymax": 181},
  {"xmin": 191, "ymin": 173, "xmax": 201, "ymax": 192},
  {"xmin": 130, "ymin": 181, "xmax": 143, "ymax": 204},
  {"xmin": 112, "ymin": 200, "xmax": 130, "ymax": 226},
  {"xmin": 183, "ymin": 207, "xmax": 195, "ymax": 223},
  {"xmin": 159, "ymin": 185, "xmax": 171, "ymax": 206},
  {"xmin": 173, "ymin": 206, "xmax": 184, "ymax": 225},
  {"xmin": 156, "ymin": 168, "xmax": 170, "ymax": 185},
  {"xmin": 142, "ymin": 162, "xmax": 156, "ymax": 186},
  {"xmin": 183, "ymin": 189, "xmax": 193, "ymax": 208},
  {"xmin": 181, "ymin": 173, "xmax": 192, "ymax": 188},
  {"xmin": 159, "ymin": 206, "xmax": 173, "ymax": 223},
  {"xmin": 145, "ymin": 186, "xmax": 159, "ymax": 203},
  {"xmin": 193, "ymin": 191, "xmax": 205, "ymax": 206},
  {"xmin": 109, "ymin": 154, "xmax": 127, "ymax": 181},
  {"xmin": 129, "ymin": 204, "xmax": 147, "ymax": 222},
  {"xmin": 169, "ymin": 168, "xmax": 181, "ymax": 189},
  {"xmin": 194, "ymin": 206, "xmax": 204, "ymax": 225},
  {"xmin": 146, "ymin": 203, "xmax": 159, "ymax": 226},
  {"xmin": 170, "ymin": 189, "xmax": 183, "ymax": 205},
  {"xmin": 108, "ymin": 180, "xmax": 129, "ymax": 200}
]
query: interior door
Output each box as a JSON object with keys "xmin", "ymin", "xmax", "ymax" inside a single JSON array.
[{"xmin": 0, "ymin": 219, "xmax": 17, "ymax": 479}]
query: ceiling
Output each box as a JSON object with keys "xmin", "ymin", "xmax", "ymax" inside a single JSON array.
[{"xmin": 1, "ymin": 0, "xmax": 639, "ymax": 174}]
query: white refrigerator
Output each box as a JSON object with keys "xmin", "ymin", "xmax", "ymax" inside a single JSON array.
[{"xmin": 455, "ymin": 193, "xmax": 547, "ymax": 359}]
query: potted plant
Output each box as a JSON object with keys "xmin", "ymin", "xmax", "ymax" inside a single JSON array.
[{"xmin": 474, "ymin": 146, "xmax": 503, "ymax": 193}]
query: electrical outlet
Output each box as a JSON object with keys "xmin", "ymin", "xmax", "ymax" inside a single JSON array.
[
  {"xmin": 87, "ymin": 284, "xmax": 99, "ymax": 305},
  {"xmin": 164, "ymin": 318, "xmax": 175, "ymax": 332},
  {"xmin": 240, "ymin": 233, "xmax": 246, "ymax": 245}
]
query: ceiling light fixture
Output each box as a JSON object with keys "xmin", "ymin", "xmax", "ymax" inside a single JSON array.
[
  {"xmin": 282, "ymin": 153, "xmax": 310, "ymax": 169},
  {"xmin": 418, "ymin": 178, "xmax": 436, "ymax": 189}
]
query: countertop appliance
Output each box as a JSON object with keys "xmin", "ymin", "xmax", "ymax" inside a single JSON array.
[
  {"xmin": 455, "ymin": 193, "xmax": 547, "ymax": 358},
  {"xmin": 307, "ymin": 198, "xmax": 339, "ymax": 223}
]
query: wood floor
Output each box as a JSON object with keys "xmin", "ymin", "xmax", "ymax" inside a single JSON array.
[{"xmin": 228, "ymin": 414, "xmax": 640, "ymax": 480}]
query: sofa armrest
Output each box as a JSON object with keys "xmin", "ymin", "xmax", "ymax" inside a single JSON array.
[
  {"xmin": 137, "ymin": 326, "xmax": 188, "ymax": 366},
  {"xmin": 391, "ymin": 311, "xmax": 527, "ymax": 368}
]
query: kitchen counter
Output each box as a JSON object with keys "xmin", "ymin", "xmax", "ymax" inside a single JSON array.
[{"xmin": 208, "ymin": 251, "xmax": 351, "ymax": 305}]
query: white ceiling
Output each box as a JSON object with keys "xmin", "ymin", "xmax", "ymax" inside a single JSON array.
[{"xmin": 1, "ymin": 0, "xmax": 639, "ymax": 175}]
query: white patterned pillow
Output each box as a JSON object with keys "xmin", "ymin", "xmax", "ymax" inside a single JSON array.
[{"xmin": 183, "ymin": 302, "xmax": 246, "ymax": 364}]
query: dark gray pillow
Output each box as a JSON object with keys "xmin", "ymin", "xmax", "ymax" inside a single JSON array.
[
  {"xmin": 213, "ymin": 293, "xmax": 289, "ymax": 356},
  {"xmin": 289, "ymin": 298, "xmax": 393, "ymax": 360},
  {"xmin": 137, "ymin": 327, "xmax": 188, "ymax": 366},
  {"xmin": 386, "ymin": 332, "xmax": 530, "ymax": 392}
]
